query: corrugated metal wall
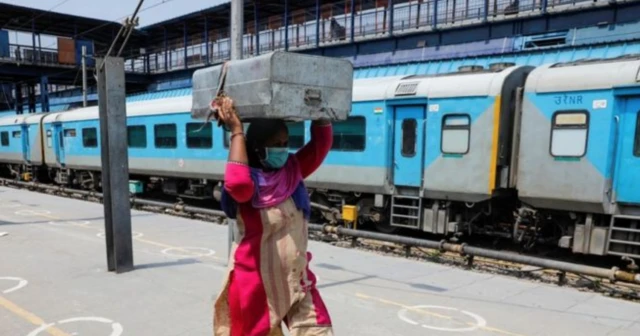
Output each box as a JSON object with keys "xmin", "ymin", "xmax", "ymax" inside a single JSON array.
[{"xmin": 354, "ymin": 41, "xmax": 640, "ymax": 78}]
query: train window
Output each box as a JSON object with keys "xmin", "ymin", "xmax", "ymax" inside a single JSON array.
[
  {"xmin": 331, "ymin": 116, "xmax": 366, "ymax": 152},
  {"xmin": 287, "ymin": 122, "xmax": 305, "ymax": 149},
  {"xmin": 64, "ymin": 129, "xmax": 76, "ymax": 137},
  {"xmin": 0, "ymin": 132, "xmax": 7, "ymax": 146},
  {"xmin": 82, "ymin": 128, "xmax": 98, "ymax": 148},
  {"xmin": 441, "ymin": 115, "xmax": 470, "ymax": 154},
  {"xmin": 154, "ymin": 124, "xmax": 177, "ymax": 148},
  {"xmin": 550, "ymin": 111, "xmax": 588, "ymax": 157},
  {"xmin": 12, "ymin": 131, "xmax": 21, "ymax": 138},
  {"xmin": 128, "ymin": 126, "xmax": 147, "ymax": 148},
  {"xmin": 186, "ymin": 123, "xmax": 213, "ymax": 149},
  {"xmin": 401, "ymin": 119, "xmax": 417, "ymax": 157}
]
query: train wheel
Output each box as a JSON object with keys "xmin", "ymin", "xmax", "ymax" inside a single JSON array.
[{"xmin": 374, "ymin": 218, "xmax": 398, "ymax": 234}]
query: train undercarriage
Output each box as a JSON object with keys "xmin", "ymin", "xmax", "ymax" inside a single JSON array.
[{"xmin": 1, "ymin": 163, "xmax": 639, "ymax": 262}]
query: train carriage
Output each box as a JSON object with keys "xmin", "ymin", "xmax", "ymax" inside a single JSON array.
[
  {"xmin": 516, "ymin": 56, "xmax": 640, "ymax": 259},
  {"xmin": 0, "ymin": 113, "xmax": 47, "ymax": 180},
  {"xmin": 41, "ymin": 97, "xmax": 231, "ymax": 194},
  {"xmin": 335, "ymin": 64, "xmax": 533, "ymax": 234}
]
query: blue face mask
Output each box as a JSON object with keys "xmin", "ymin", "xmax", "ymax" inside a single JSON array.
[{"xmin": 262, "ymin": 147, "xmax": 289, "ymax": 169}]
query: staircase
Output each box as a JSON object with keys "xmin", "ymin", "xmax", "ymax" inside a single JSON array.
[
  {"xmin": 390, "ymin": 195, "xmax": 422, "ymax": 229},
  {"xmin": 608, "ymin": 215, "xmax": 640, "ymax": 259}
]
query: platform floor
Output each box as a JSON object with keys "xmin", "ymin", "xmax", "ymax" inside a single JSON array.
[{"xmin": 1, "ymin": 186, "xmax": 640, "ymax": 336}]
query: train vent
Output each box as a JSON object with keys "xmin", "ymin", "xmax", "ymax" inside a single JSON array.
[
  {"xmin": 458, "ymin": 65, "xmax": 484, "ymax": 73},
  {"xmin": 489, "ymin": 62, "xmax": 516, "ymax": 71},
  {"xmin": 395, "ymin": 82, "xmax": 419, "ymax": 96}
]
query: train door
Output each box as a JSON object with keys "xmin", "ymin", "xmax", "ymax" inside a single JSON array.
[
  {"xmin": 20, "ymin": 124, "xmax": 30, "ymax": 163},
  {"xmin": 392, "ymin": 106, "xmax": 425, "ymax": 187},
  {"xmin": 615, "ymin": 97, "xmax": 640, "ymax": 204},
  {"xmin": 52, "ymin": 123, "xmax": 66, "ymax": 166}
]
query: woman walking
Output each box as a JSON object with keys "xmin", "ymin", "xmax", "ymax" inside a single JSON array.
[{"xmin": 213, "ymin": 96, "xmax": 334, "ymax": 336}]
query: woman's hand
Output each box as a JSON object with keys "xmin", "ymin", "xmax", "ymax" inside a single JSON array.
[{"xmin": 212, "ymin": 96, "xmax": 243, "ymax": 132}]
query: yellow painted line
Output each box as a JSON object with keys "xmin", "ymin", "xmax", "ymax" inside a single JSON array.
[
  {"xmin": 0, "ymin": 296, "xmax": 70, "ymax": 336},
  {"xmin": 355, "ymin": 292, "xmax": 528, "ymax": 336},
  {"xmin": 488, "ymin": 95, "xmax": 502, "ymax": 194}
]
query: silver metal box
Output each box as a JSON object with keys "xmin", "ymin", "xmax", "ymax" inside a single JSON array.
[{"xmin": 191, "ymin": 51, "xmax": 354, "ymax": 121}]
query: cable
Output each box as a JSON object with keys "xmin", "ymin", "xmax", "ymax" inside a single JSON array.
[{"xmin": 1, "ymin": 0, "xmax": 74, "ymax": 30}]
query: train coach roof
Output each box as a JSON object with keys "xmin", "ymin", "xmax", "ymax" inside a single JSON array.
[
  {"xmin": 384, "ymin": 66, "xmax": 527, "ymax": 100},
  {"xmin": 42, "ymin": 96, "xmax": 193, "ymax": 123},
  {"xmin": 0, "ymin": 113, "xmax": 47, "ymax": 126},
  {"xmin": 526, "ymin": 56, "xmax": 640, "ymax": 93},
  {"xmin": 353, "ymin": 76, "xmax": 406, "ymax": 102}
]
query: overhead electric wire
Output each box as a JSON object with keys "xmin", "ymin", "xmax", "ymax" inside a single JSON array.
[{"xmin": 1, "ymin": 0, "xmax": 74, "ymax": 30}]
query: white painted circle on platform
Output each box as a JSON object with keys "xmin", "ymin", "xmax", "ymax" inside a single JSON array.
[
  {"xmin": 15, "ymin": 209, "xmax": 51, "ymax": 216},
  {"xmin": 26, "ymin": 316, "xmax": 123, "ymax": 336},
  {"xmin": 48, "ymin": 220, "xmax": 91, "ymax": 227},
  {"xmin": 96, "ymin": 231, "xmax": 143, "ymax": 239},
  {"xmin": 397, "ymin": 305, "xmax": 486, "ymax": 332},
  {"xmin": 0, "ymin": 277, "xmax": 28, "ymax": 294},
  {"xmin": 161, "ymin": 247, "xmax": 215, "ymax": 258}
]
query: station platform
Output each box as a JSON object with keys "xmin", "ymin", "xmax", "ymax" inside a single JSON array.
[{"xmin": 1, "ymin": 186, "xmax": 640, "ymax": 336}]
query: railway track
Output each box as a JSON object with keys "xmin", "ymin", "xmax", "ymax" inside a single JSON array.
[{"xmin": 1, "ymin": 177, "xmax": 639, "ymax": 303}]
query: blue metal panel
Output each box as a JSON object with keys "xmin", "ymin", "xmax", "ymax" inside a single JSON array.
[
  {"xmin": 614, "ymin": 97, "xmax": 640, "ymax": 205},
  {"xmin": 75, "ymin": 40, "xmax": 95, "ymax": 67},
  {"xmin": 0, "ymin": 30, "xmax": 9, "ymax": 58},
  {"xmin": 569, "ymin": 21, "xmax": 640, "ymax": 47},
  {"xmin": 393, "ymin": 105, "xmax": 425, "ymax": 187},
  {"xmin": 128, "ymin": 88, "xmax": 191, "ymax": 102}
]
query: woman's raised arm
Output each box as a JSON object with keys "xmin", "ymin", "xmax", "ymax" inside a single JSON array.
[
  {"xmin": 295, "ymin": 119, "xmax": 333, "ymax": 179},
  {"xmin": 215, "ymin": 97, "xmax": 254, "ymax": 203}
]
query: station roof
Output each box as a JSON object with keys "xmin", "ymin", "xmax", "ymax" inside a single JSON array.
[{"xmin": 0, "ymin": 2, "xmax": 146, "ymax": 55}]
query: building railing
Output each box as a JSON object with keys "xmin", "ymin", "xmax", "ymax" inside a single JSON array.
[
  {"xmin": 128, "ymin": 0, "xmax": 620, "ymax": 74},
  {"xmin": 0, "ymin": 44, "xmax": 65, "ymax": 67},
  {"xmin": 0, "ymin": 0, "xmax": 626, "ymax": 74}
]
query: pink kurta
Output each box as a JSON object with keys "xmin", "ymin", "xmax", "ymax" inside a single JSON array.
[{"xmin": 214, "ymin": 123, "xmax": 334, "ymax": 336}]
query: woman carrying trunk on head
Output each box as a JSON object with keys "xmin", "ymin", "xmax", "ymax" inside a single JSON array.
[{"xmin": 212, "ymin": 96, "xmax": 334, "ymax": 336}]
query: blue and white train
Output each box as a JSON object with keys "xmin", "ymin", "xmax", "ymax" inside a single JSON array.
[{"xmin": 1, "ymin": 55, "xmax": 639, "ymax": 260}]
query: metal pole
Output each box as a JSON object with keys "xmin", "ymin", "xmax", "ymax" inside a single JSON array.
[
  {"xmin": 227, "ymin": 0, "xmax": 244, "ymax": 261},
  {"xmin": 254, "ymin": 2, "xmax": 260, "ymax": 55},
  {"xmin": 96, "ymin": 57, "xmax": 134, "ymax": 274},
  {"xmin": 82, "ymin": 46, "xmax": 87, "ymax": 107},
  {"xmin": 284, "ymin": 0, "xmax": 289, "ymax": 51},
  {"xmin": 230, "ymin": 0, "xmax": 243, "ymax": 61},
  {"xmin": 315, "ymin": 0, "xmax": 321, "ymax": 48}
]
